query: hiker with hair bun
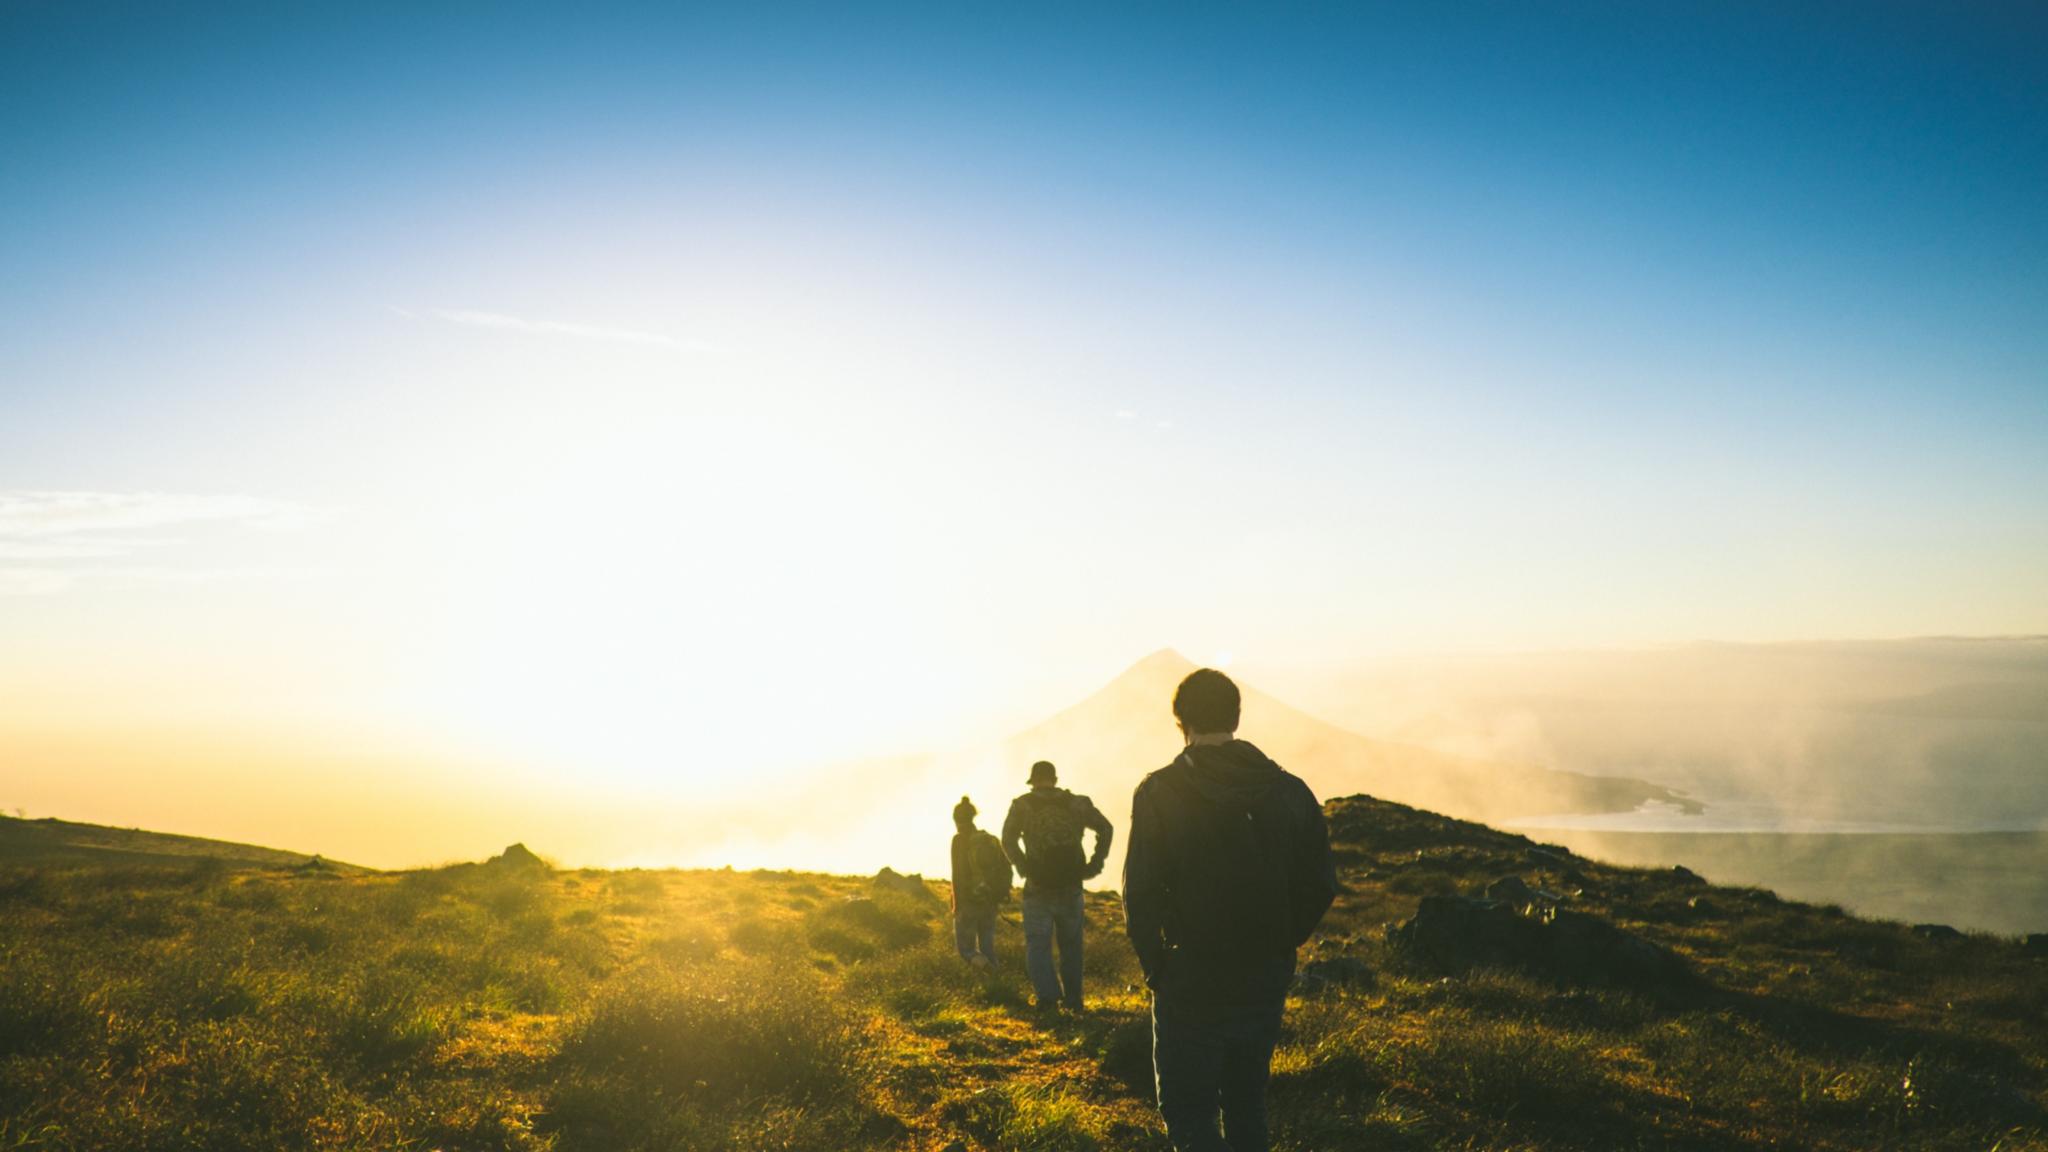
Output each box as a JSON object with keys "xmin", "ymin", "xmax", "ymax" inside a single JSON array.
[
  {"xmin": 950, "ymin": 796, "xmax": 1011, "ymax": 969},
  {"xmin": 1002, "ymin": 760, "xmax": 1114, "ymax": 1014}
]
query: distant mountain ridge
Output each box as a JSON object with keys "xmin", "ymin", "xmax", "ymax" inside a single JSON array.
[{"xmin": 1003, "ymin": 649, "xmax": 1695, "ymax": 826}]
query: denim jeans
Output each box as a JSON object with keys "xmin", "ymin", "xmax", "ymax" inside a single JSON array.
[
  {"xmin": 953, "ymin": 903, "xmax": 998, "ymax": 964},
  {"xmin": 1151, "ymin": 992, "xmax": 1286, "ymax": 1152},
  {"xmin": 1020, "ymin": 888, "xmax": 1085, "ymax": 1009}
]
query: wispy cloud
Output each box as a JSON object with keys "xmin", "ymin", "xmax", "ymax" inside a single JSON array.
[
  {"xmin": 417, "ymin": 307, "xmax": 710, "ymax": 351},
  {"xmin": 0, "ymin": 491, "xmax": 308, "ymax": 596}
]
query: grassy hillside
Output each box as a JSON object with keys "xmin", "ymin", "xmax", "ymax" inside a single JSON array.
[
  {"xmin": 0, "ymin": 812, "xmax": 366, "ymax": 871},
  {"xmin": 3, "ymin": 799, "xmax": 2044, "ymax": 1151}
]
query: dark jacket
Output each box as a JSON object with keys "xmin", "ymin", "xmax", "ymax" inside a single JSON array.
[
  {"xmin": 1002, "ymin": 786, "xmax": 1114, "ymax": 895},
  {"xmin": 1122, "ymin": 739, "xmax": 1337, "ymax": 1004}
]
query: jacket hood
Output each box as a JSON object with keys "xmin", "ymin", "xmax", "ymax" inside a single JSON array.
[{"xmin": 1176, "ymin": 740, "xmax": 1285, "ymax": 805}]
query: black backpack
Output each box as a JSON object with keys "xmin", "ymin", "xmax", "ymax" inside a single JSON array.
[
  {"xmin": 1158, "ymin": 762, "xmax": 1298, "ymax": 983},
  {"xmin": 1017, "ymin": 789, "xmax": 1089, "ymax": 889},
  {"xmin": 970, "ymin": 830, "xmax": 1014, "ymax": 904}
]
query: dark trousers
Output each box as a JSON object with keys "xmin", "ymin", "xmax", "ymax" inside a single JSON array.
[
  {"xmin": 1021, "ymin": 888, "xmax": 1085, "ymax": 1009},
  {"xmin": 1152, "ymin": 991, "xmax": 1285, "ymax": 1152},
  {"xmin": 953, "ymin": 903, "xmax": 998, "ymax": 964}
]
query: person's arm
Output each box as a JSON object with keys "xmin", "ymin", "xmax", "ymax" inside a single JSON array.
[
  {"xmin": 1121, "ymin": 783, "xmax": 1168, "ymax": 986},
  {"xmin": 950, "ymin": 835, "xmax": 968, "ymax": 913},
  {"xmin": 1289, "ymin": 784, "xmax": 1339, "ymax": 947},
  {"xmin": 1001, "ymin": 800, "xmax": 1029, "ymax": 882},
  {"xmin": 1081, "ymin": 796, "xmax": 1114, "ymax": 878}
]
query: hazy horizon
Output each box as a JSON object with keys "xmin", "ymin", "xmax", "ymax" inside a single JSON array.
[{"xmin": 8, "ymin": 637, "xmax": 2046, "ymax": 879}]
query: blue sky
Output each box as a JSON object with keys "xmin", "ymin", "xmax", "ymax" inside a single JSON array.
[
  {"xmin": 6, "ymin": 3, "xmax": 2045, "ymax": 479},
  {"xmin": 2, "ymin": 2, "xmax": 2046, "ymax": 803}
]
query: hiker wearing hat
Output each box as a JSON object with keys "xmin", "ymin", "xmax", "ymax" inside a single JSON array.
[
  {"xmin": 1123, "ymin": 668, "xmax": 1337, "ymax": 1152},
  {"xmin": 1001, "ymin": 760, "xmax": 1114, "ymax": 1013},
  {"xmin": 949, "ymin": 796, "xmax": 1012, "ymax": 969}
]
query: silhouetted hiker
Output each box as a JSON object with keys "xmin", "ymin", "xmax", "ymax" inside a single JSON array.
[
  {"xmin": 1124, "ymin": 668, "xmax": 1337, "ymax": 1152},
  {"xmin": 1002, "ymin": 760, "xmax": 1113, "ymax": 1013},
  {"xmin": 950, "ymin": 796, "xmax": 1011, "ymax": 969}
]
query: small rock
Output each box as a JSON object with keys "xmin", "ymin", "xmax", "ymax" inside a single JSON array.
[
  {"xmin": 1669, "ymin": 865, "xmax": 1705, "ymax": 886},
  {"xmin": 1913, "ymin": 923, "xmax": 1963, "ymax": 942},
  {"xmin": 1302, "ymin": 955, "xmax": 1375, "ymax": 988},
  {"xmin": 2024, "ymin": 934, "xmax": 2048, "ymax": 958},
  {"xmin": 1486, "ymin": 875, "xmax": 1535, "ymax": 906}
]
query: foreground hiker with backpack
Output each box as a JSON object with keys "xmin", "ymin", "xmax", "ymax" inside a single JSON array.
[
  {"xmin": 1124, "ymin": 668, "xmax": 1337, "ymax": 1152},
  {"xmin": 1002, "ymin": 760, "xmax": 1114, "ymax": 1013},
  {"xmin": 949, "ymin": 796, "xmax": 1012, "ymax": 969}
]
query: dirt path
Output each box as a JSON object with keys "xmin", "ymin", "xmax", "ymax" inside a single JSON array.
[{"xmin": 864, "ymin": 900, "xmax": 1170, "ymax": 1150}]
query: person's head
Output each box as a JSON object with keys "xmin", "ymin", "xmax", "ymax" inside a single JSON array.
[
  {"xmin": 1173, "ymin": 668, "xmax": 1241, "ymax": 739},
  {"xmin": 1027, "ymin": 760, "xmax": 1057, "ymax": 787},
  {"xmin": 953, "ymin": 795, "xmax": 978, "ymax": 830}
]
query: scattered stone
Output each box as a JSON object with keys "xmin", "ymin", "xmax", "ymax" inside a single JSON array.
[
  {"xmin": 1913, "ymin": 923, "xmax": 1964, "ymax": 942},
  {"xmin": 1668, "ymin": 865, "xmax": 1705, "ymax": 886}
]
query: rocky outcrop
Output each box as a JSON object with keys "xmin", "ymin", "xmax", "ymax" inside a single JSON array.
[
  {"xmin": 485, "ymin": 842, "xmax": 550, "ymax": 871},
  {"xmin": 873, "ymin": 867, "xmax": 939, "ymax": 903},
  {"xmin": 1387, "ymin": 894, "xmax": 1693, "ymax": 992}
]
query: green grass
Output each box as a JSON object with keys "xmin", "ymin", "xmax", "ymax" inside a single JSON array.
[{"xmin": 1, "ymin": 798, "xmax": 2044, "ymax": 1150}]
